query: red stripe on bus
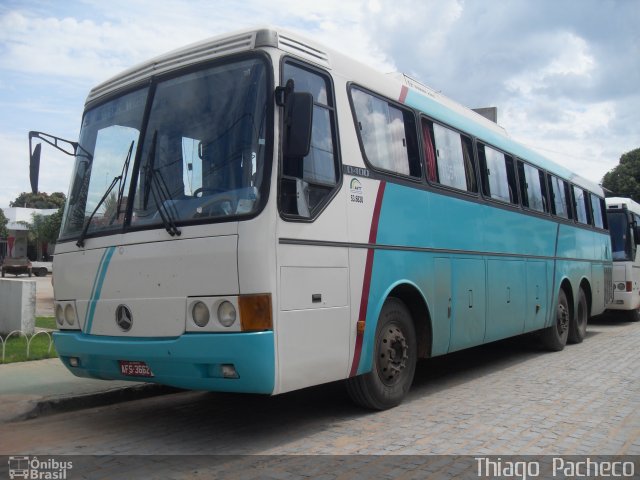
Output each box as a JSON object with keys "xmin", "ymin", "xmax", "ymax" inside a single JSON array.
[
  {"xmin": 399, "ymin": 85, "xmax": 409, "ymax": 104},
  {"xmin": 349, "ymin": 180, "xmax": 386, "ymax": 377}
]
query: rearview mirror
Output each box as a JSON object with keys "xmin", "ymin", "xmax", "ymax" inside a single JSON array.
[
  {"xmin": 276, "ymin": 80, "xmax": 313, "ymax": 159},
  {"xmin": 283, "ymin": 92, "xmax": 313, "ymax": 158},
  {"xmin": 28, "ymin": 130, "xmax": 93, "ymax": 195},
  {"xmin": 30, "ymin": 143, "xmax": 41, "ymax": 194}
]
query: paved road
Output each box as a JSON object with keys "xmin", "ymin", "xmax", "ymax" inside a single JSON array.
[{"xmin": 0, "ymin": 317, "xmax": 638, "ymax": 477}]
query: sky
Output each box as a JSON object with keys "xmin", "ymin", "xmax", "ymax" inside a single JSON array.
[{"xmin": 0, "ymin": 0, "xmax": 638, "ymax": 207}]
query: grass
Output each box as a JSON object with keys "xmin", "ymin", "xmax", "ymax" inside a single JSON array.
[
  {"xmin": 0, "ymin": 316, "xmax": 58, "ymax": 364},
  {"xmin": 36, "ymin": 316, "xmax": 57, "ymax": 330}
]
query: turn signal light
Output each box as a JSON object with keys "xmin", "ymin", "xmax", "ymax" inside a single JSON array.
[{"xmin": 239, "ymin": 294, "xmax": 272, "ymax": 331}]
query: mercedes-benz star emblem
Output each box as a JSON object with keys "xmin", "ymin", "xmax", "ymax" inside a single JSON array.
[{"xmin": 115, "ymin": 305, "xmax": 133, "ymax": 331}]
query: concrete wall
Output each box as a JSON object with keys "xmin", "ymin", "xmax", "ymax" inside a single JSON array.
[{"xmin": 0, "ymin": 279, "xmax": 36, "ymax": 335}]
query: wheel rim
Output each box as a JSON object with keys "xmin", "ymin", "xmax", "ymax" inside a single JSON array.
[
  {"xmin": 376, "ymin": 323, "xmax": 409, "ymax": 386},
  {"xmin": 557, "ymin": 298, "xmax": 569, "ymax": 336}
]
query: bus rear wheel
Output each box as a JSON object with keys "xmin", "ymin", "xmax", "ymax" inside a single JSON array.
[
  {"xmin": 346, "ymin": 297, "xmax": 417, "ymax": 410},
  {"xmin": 541, "ymin": 288, "xmax": 570, "ymax": 351},
  {"xmin": 568, "ymin": 288, "xmax": 588, "ymax": 343}
]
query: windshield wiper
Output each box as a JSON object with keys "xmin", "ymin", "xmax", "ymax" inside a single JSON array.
[
  {"xmin": 76, "ymin": 175, "xmax": 121, "ymax": 248},
  {"xmin": 77, "ymin": 141, "xmax": 135, "ymax": 246},
  {"xmin": 109, "ymin": 140, "xmax": 135, "ymax": 226},
  {"xmin": 143, "ymin": 131, "xmax": 181, "ymax": 237}
]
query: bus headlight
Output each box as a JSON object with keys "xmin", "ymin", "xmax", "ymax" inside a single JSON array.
[
  {"xmin": 192, "ymin": 301, "xmax": 210, "ymax": 327},
  {"xmin": 64, "ymin": 304, "xmax": 76, "ymax": 326},
  {"xmin": 217, "ymin": 301, "xmax": 237, "ymax": 327},
  {"xmin": 55, "ymin": 304, "xmax": 64, "ymax": 326}
]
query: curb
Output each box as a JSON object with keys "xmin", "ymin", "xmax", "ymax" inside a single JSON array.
[{"xmin": 13, "ymin": 384, "xmax": 182, "ymax": 423}]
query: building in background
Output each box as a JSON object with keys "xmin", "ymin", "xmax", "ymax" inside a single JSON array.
[{"xmin": 0, "ymin": 207, "xmax": 57, "ymax": 260}]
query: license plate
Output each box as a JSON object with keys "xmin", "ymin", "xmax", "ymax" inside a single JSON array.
[{"xmin": 119, "ymin": 360, "xmax": 154, "ymax": 377}]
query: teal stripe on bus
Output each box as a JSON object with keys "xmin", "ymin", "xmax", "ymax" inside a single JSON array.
[{"xmin": 84, "ymin": 246, "xmax": 116, "ymax": 334}]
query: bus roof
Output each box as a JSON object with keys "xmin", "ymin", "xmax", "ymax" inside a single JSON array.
[
  {"xmin": 606, "ymin": 197, "xmax": 640, "ymax": 215},
  {"xmin": 85, "ymin": 26, "xmax": 603, "ymax": 196}
]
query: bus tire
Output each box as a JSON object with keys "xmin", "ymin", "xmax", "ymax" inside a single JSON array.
[
  {"xmin": 346, "ymin": 297, "xmax": 417, "ymax": 410},
  {"xmin": 626, "ymin": 309, "xmax": 640, "ymax": 322},
  {"xmin": 568, "ymin": 288, "xmax": 588, "ymax": 343},
  {"xmin": 541, "ymin": 288, "xmax": 570, "ymax": 351}
]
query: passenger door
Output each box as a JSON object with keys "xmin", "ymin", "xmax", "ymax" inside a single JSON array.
[{"xmin": 276, "ymin": 60, "xmax": 349, "ymax": 394}]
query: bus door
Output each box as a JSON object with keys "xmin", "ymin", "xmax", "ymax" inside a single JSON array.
[{"xmin": 275, "ymin": 60, "xmax": 349, "ymax": 393}]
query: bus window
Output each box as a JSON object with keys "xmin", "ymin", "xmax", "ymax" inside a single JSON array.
[
  {"xmin": 601, "ymin": 197, "xmax": 609, "ymax": 229},
  {"xmin": 609, "ymin": 210, "xmax": 632, "ymax": 259},
  {"xmin": 548, "ymin": 175, "xmax": 571, "ymax": 219},
  {"xmin": 573, "ymin": 186, "xmax": 590, "ymax": 224},
  {"xmin": 423, "ymin": 120, "xmax": 476, "ymax": 192},
  {"xmin": 478, "ymin": 143, "xmax": 518, "ymax": 204},
  {"xmin": 351, "ymin": 88, "xmax": 421, "ymax": 178},
  {"xmin": 182, "ymin": 136, "xmax": 202, "ymax": 196},
  {"xmin": 280, "ymin": 61, "xmax": 341, "ymax": 218},
  {"xmin": 590, "ymin": 193, "xmax": 605, "ymax": 229},
  {"xmin": 517, "ymin": 161, "xmax": 547, "ymax": 213}
]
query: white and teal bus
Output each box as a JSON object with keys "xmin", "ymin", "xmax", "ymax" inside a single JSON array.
[
  {"xmin": 30, "ymin": 27, "xmax": 612, "ymax": 410},
  {"xmin": 606, "ymin": 197, "xmax": 640, "ymax": 321}
]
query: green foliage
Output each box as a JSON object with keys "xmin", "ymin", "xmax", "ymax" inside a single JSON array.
[
  {"xmin": 1, "ymin": 333, "xmax": 57, "ymax": 363},
  {"xmin": 10, "ymin": 191, "xmax": 66, "ymax": 209},
  {"xmin": 19, "ymin": 206, "xmax": 64, "ymax": 245},
  {"xmin": 602, "ymin": 148, "xmax": 640, "ymax": 201},
  {"xmin": 0, "ymin": 207, "xmax": 7, "ymax": 238},
  {"xmin": 0, "ymin": 318, "xmax": 58, "ymax": 363},
  {"xmin": 36, "ymin": 316, "xmax": 57, "ymax": 330}
]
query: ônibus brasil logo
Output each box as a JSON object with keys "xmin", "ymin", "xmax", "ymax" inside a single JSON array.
[{"xmin": 7, "ymin": 456, "xmax": 72, "ymax": 480}]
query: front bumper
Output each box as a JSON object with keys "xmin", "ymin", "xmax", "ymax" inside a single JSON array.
[{"xmin": 53, "ymin": 331, "xmax": 275, "ymax": 394}]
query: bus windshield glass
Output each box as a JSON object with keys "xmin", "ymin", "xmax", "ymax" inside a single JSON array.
[
  {"xmin": 60, "ymin": 56, "xmax": 269, "ymax": 240},
  {"xmin": 608, "ymin": 211, "xmax": 633, "ymax": 261}
]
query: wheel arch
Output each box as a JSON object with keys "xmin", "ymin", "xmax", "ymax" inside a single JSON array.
[
  {"xmin": 579, "ymin": 277, "xmax": 593, "ymax": 316},
  {"xmin": 559, "ymin": 277, "xmax": 574, "ymax": 321},
  {"xmin": 386, "ymin": 281, "xmax": 432, "ymax": 359}
]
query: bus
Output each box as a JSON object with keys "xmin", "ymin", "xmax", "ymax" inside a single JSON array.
[
  {"xmin": 605, "ymin": 197, "xmax": 640, "ymax": 321},
  {"xmin": 29, "ymin": 27, "xmax": 612, "ymax": 410}
]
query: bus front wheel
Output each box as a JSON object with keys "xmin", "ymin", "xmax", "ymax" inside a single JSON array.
[
  {"xmin": 346, "ymin": 297, "xmax": 417, "ymax": 410},
  {"xmin": 542, "ymin": 288, "xmax": 570, "ymax": 351},
  {"xmin": 568, "ymin": 288, "xmax": 588, "ymax": 343}
]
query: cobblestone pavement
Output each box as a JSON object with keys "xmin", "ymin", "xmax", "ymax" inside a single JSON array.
[{"xmin": 0, "ymin": 317, "xmax": 638, "ymax": 478}]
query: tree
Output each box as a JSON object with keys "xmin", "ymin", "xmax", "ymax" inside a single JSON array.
[
  {"xmin": 602, "ymin": 148, "xmax": 640, "ymax": 201},
  {"xmin": 0, "ymin": 208, "xmax": 8, "ymax": 239},
  {"xmin": 10, "ymin": 191, "xmax": 66, "ymax": 209},
  {"xmin": 18, "ymin": 207, "xmax": 64, "ymax": 259}
]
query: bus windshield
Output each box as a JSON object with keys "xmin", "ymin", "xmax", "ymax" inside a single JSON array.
[
  {"xmin": 60, "ymin": 56, "xmax": 269, "ymax": 240},
  {"xmin": 608, "ymin": 211, "xmax": 633, "ymax": 261}
]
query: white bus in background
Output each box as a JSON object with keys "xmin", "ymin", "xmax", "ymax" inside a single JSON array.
[{"xmin": 606, "ymin": 197, "xmax": 640, "ymax": 321}]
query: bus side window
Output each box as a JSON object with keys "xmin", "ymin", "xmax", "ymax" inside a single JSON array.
[
  {"xmin": 280, "ymin": 61, "xmax": 341, "ymax": 219},
  {"xmin": 539, "ymin": 170, "xmax": 550, "ymax": 213},
  {"xmin": 422, "ymin": 119, "xmax": 437, "ymax": 182},
  {"xmin": 351, "ymin": 88, "xmax": 421, "ymax": 178},
  {"xmin": 563, "ymin": 181, "xmax": 574, "ymax": 220},
  {"xmin": 573, "ymin": 186, "xmax": 589, "ymax": 224},
  {"xmin": 478, "ymin": 143, "xmax": 518, "ymax": 204},
  {"xmin": 517, "ymin": 161, "xmax": 546, "ymax": 213},
  {"xmin": 590, "ymin": 193, "xmax": 605, "ymax": 229},
  {"xmin": 423, "ymin": 119, "xmax": 476, "ymax": 193},
  {"xmin": 548, "ymin": 174, "xmax": 570, "ymax": 219}
]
